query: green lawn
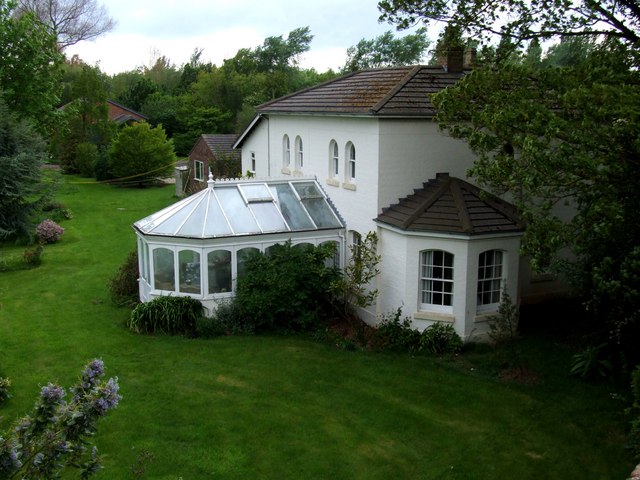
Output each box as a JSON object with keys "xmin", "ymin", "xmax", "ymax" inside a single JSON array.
[{"xmin": 0, "ymin": 175, "xmax": 634, "ymax": 479}]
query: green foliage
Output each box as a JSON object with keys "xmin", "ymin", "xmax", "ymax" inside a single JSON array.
[
  {"xmin": 374, "ymin": 308, "xmax": 463, "ymax": 355},
  {"xmin": 419, "ymin": 322, "xmax": 463, "ymax": 354},
  {"xmin": 108, "ymin": 122, "xmax": 176, "ymax": 185},
  {"xmin": 331, "ymin": 231, "xmax": 380, "ymax": 319},
  {"xmin": 0, "ymin": 359, "xmax": 120, "ymax": 479},
  {"xmin": 0, "ymin": 0, "xmax": 63, "ymax": 130},
  {"xmin": 0, "ymin": 376, "xmax": 10, "ymax": 403},
  {"xmin": 0, "ymin": 94, "xmax": 51, "ymax": 240},
  {"xmin": 628, "ymin": 366, "xmax": 640, "ymax": 460},
  {"xmin": 75, "ymin": 142, "xmax": 99, "ymax": 177},
  {"xmin": 127, "ymin": 296, "xmax": 203, "ymax": 336},
  {"xmin": 570, "ymin": 344, "xmax": 613, "ymax": 380},
  {"xmin": 108, "ymin": 250, "xmax": 140, "ymax": 307},
  {"xmin": 343, "ymin": 28, "xmax": 430, "ymax": 72},
  {"xmin": 232, "ymin": 241, "xmax": 340, "ymax": 333},
  {"xmin": 41, "ymin": 201, "xmax": 73, "ymax": 222},
  {"xmin": 22, "ymin": 243, "xmax": 44, "ymax": 268},
  {"xmin": 487, "ymin": 286, "xmax": 519, "ymax": 346}
]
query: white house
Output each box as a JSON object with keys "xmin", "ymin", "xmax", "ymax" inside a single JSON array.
[{"xmin": 234, "ymin": 64, "xmax": 563, "ymax": 341}]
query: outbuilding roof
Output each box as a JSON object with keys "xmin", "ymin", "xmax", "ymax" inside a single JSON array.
[
  {"xmin": 375, "ymin": 173, "xmax": 524, "ymax": 236},
  {"xmin": 257, "ymin": 65, "xmax": 467, "ymax": 117},
  {"xmin": 134, "ymin": 174, "xmax": 345, "ymax": 239},
  {"xmin": 200, "ymin": 134, "xmax": 239, "ymax": 158}
]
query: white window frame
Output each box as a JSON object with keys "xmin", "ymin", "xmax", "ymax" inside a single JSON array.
[
  {"xmin": 283, "ymin": 135, "xmax": 290, "ymax": 168},
  {"xmin": 477, "ymin": 250, "xmax": 504, "ymax": 312},
  {"xmin": 295, "ymin": 136, "xmax": 304, "ymax": 170},
  {"xmin": 329, "ymin": 140, "xmax": 339, "ymax": 178},
  {"xmin": 194, "ymin": 160, "xmax": 204, "ymax": 181},
  {"xmin": 346, "ymin": 142, "xmax": 356, "ymax": 182},
  {"xmin": 250, "ymin": 151, "xmax": 256, "ymax": 173},
  {"xmin": 419, "ymin": 249, "xmax": 454, "ymax": 313}
]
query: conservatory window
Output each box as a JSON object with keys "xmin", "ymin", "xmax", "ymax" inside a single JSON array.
[
  {"xmin": 194, "ymin": 160, "xmax": 204, "ymax": 181},
  {"xmin": 477, "ymin": 250, "xmax": 504, "ymax": 308},
  {"xmin": 329, "ymin": 140, "xmax": 339, "ymax": 178},
  {"xmin": 208, "ymin": 250, "xmax": 232, "ymax": 294},
  {"xmin": 346, "ymin": 142, "xmax": 356, "ymax": 182},
  {"xmin": 420, "ymin": 250, "xmax": 454, "ymax": 311},
  {"xmin": 179, "ymin": 249, "xmax": 201, "ymax": 294},
  {"xmin": 283, "ymin": 135, "xmax": 291, "ymax": 168},
  {"xmin": 153, "ymin": 248, "xmax": 175, "ymax": 291},
  {"xmin": 295, "ymin": 136, "xmax": 304, "ymax": 169},
  {"xmin": 237, "ymin": 247, "xmax": 259, "ymax": 280}
]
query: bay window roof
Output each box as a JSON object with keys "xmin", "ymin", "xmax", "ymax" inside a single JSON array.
[{"xmin": 134, "ymin": 174, "xmax": 344, "ymax": 239}]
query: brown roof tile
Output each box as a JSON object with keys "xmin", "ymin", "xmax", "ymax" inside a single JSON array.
[
  {"xmin": 257, "ymin": 66, "xmax": 467, "ymax": 117},
  {"xmin": 376, "ymin": 173, "xmax": 524, "ymax": 235},
  {"xmin": 201, "ymin": 134, "xmax": 240, "ymax": 159}
]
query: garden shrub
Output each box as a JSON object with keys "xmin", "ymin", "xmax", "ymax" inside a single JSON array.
[
  {"xmin": 108, "ymin": 250, "xmax": 140, "ymax": 307},
  {"xmin": 373, "ymin": 308, "xmax": 421, "ymax": 352},
  {"xmin": 419, "ymin": 322, "xmax": 463, "ymax": 354},
  {"xmin": 232, "ymin": 241, "xmax": 340, "ymax": 333},
  {"xmin": 570, "ymin": 343, "xmax": 613, "ymax": 380},
  {"xmin": 35, "ymin": 219, "xmax": 64, "ymax": 244},
  {"xmin": 0, "ymin": 376, "xmax": 10, "ymax": 403},
  {"xmin": 0, "ymin": 359, "xmax": 120, "ymax": 479},
  {"xmin": 627, "ymin": 365, "xmax": 640, "ymax": 459},
  {"xmin": 22, "ymin": 243, "xmax": 44, "ymax": 268},
  {"xmin": 75, "ymin": 142, "xmax": 99, "ymax": 178},
  {"xmin": 41, "ymin": 201, "xmax": 73, "ymax": 222},
  {"xmin": 127, "ymin": 296, "xmax": 204, "ymax": 336}
]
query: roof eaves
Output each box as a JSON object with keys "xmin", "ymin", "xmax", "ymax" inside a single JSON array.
[{"xmin": 233, "ymin": 114, "xmax": 264, "ymax": 149}]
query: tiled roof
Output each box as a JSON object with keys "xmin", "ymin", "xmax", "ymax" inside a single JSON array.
[
  {"xmin": 201, "ymin": 134, "xmax": 240, "ymax": 159},
  {"xmin": 376, "ymin": 173, "xmax": 524, "ymax": 235},
  {"xmin": 257, "ymin": 65, "xmax": 467, "ymax": 117}
]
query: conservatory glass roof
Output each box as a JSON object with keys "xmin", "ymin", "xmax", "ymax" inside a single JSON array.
[{"xmin": 134, "ymin": 174, "xmax": 345, "ymax": 239}]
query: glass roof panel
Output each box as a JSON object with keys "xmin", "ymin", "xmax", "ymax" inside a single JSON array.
[
  {"xmin": 215, "ymin": 187, "xmax": 259, "ymax": 234},
  {"xmin": 249, "ymin": 203, "xmax": 288, "ymax": 232},
  {"xmin": 302, "ymin": 198, "xmax": 343, "ymax": 228},
  {"xmin": 292, "ymin": 182, "xmax": 322, "ymax": 199},
  {"xmin": 239, "ymin": 184, "xmax": 273, "ymax": 203},
  {"xmin": 202, "ymin": 195, "xmax": 233, "ymax": 237},
  {"xmin": 269, "ymin": 183, "xmax": 315, "ymax": 230}
]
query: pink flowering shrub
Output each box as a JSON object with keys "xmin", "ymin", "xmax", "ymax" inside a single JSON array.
[{"xmin": 35, "ymin": 219, "xmax": 64, "ymax": 244}]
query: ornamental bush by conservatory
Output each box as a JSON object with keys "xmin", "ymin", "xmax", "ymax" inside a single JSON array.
[
  {"xmin": 0, "ymin": 359, "xmax": 121, "ymax": 479},
  {"xmin": 35, "ymin": 219, "xmax": 64, "ymax": 244}
]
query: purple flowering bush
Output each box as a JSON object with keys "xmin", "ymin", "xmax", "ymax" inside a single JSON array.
[
  {"xmin": 0, "ymin": 359, "xmax": 121, "ymax": 479},
  {"xmin": 35, "ymin": 219, "xmax": 64, "ymax": 244}
]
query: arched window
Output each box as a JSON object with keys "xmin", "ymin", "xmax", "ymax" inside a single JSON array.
[
  {"xmin": 329, "ymin": 140, "xmax": 339, "ymax": 178},
  {"xmin": 346, "ymin": 142, "xmax": 356, "ymax": 181},
  {"xmin": 282, "ymin": 135, "xmax": 290, "ymax": 168},
  {"xmin": 420, "ymin": 250, "xmax": 454, "ymax": 311},
  {"xmin": 477, "ymin": 250, "xmax": 504, "ymax": 308},
  {"xmin": 153, "ymin": 248, "xmax": 175, "ymax": 291},
  {"xmin": 237, "ymin": 247, "xmax": 260, "ymax": 280},
  {"xmin": 178, "ymin": 249, "xmax": 201, "ymax": 294},
  {"xmin": 208, "ymin": 250, "xmax": 232, "ymax": 294},
  {"xmin": 295, "ymin": 136, "xmax": 304, "ymax": 170}
]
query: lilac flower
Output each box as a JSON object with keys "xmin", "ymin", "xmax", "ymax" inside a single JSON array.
[
  {"xmin": 92, "ymin": 377, "xmax": 121, "ymax": 414},
  {"xmin": 81, "ymin": 359, "xmax": 104, "ymax": 390},
  {"xmin": 33, "ymin": 452, "xmax": 44, "ymax": 467},
  {"xmin": 40, "ymin": 384, "xmax": 65, "ymax": 404},
  {"xmin": 35, "ymin": 219, "xmax": 64, "ymax": 244}
]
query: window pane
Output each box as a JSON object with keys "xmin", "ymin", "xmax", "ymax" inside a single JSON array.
[
  {"xmin": 237, "ymin": 247, "xmax": 259, "ymax": 280},
  {"xmin": 420, "ymin": 250, "xmax": 454, "ymax": 308},
  {"xmin": 179, "ymin": 250, "xmax": 201, "ymax": 294},
  {"xmin": 249, "ymin": 202, "xmax": 288, "ymax": 232},
  {"xmin": 477, "ymin": 250, "xmax": 503, "ymax": 306},
  {"xmin": 270, "ymin": 184, "xmax": 315, "ymax": 230},
  {"xmin": 153, "ymin": 248, "xmax": 175, "ymax": 291},
  {"xmin": 208, "ymin": 250, "xmax": 232, "ymax": 294},
  {"xmin": 302, "ymin": 198, "xmax": 342, "ymax": 228},
  {"xmin": 216, "ymin": 187, "xmax": 259, "ymax": 234}
]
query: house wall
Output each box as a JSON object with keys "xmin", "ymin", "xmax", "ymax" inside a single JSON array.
[
  {"xmin": 377, "ymin": 226, "xmax": 521, "ymax": 341},
  {"xmin": 187, "ymin": 137, "xmax": 210, "ymax": 193}
]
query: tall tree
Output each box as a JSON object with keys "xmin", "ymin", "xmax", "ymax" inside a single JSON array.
[
  {"xmin": 343, "ymin": 27, "xmax": 430, "ymax": 72},
  {"xmin": 0, "ymin": 0, "xmax": 63, "ymax": 128},
  {"xmin": 15, "ymin": 0, "xmax": 115, "ymax": 49}
]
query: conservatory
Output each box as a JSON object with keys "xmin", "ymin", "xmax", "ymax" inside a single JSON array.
[{"xmin": 133, "ymin": 174, "xmax": 346, "ymax": 314}]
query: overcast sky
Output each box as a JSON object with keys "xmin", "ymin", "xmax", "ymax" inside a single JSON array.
[{"xmin": 64, "ymin": 0, "xmax": 431, "ymax": 75}]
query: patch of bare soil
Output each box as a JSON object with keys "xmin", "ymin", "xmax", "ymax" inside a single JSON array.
[{"xmin": 499, "ymin": 365, "xmax": 542, "ymax": 385}]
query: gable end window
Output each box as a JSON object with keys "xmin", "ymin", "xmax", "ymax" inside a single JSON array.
[
  {"xmin": 420, "ymin": 250, "xmax": 454, "ymax": 312},
  {"xmin": 283, "ymin": 135, "xmax": 291, "ymax": 168},
  {"xmin": 194, "ymin": 160, "xmax": 204, "ymax": 181},
  {"xmin": 477, "ymin": 250, "xmax": 504, "ymax": 308},
  {"xmin": 346, "ymin": 142, "xmax": 356, "ymax": 182},
  {"xmin": 295, "ymin": 136, "xmax": 304, "ymax": 170}
]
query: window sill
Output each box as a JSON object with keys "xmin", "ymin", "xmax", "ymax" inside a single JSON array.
[
  {"xmin": 326, "ymin": 178, "xmax": 340, "ymax": 187},
  {"xmin": 281, "ymin": 167, "xmax": 291, "ymax": 175},
  {"xmin": 414, "ymin": 311, "xmax": 455, "ymax": 323},
  {"xmin": 293, "ymin": 169, "xmax": 304, "ymax": 177},
  {"xmin": 474, "ymin": 312, "xmax": 497, "ymax": 323},
  {"xmin": 342, "ymin": 182, "xmax": 357, "ymax": 191}
]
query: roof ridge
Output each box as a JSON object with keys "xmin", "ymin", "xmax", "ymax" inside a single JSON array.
[
  {"xmin": 371, "ymin": 65, "xmax": 421, "ymax": 114},
  {"xmin": 400, "ymin": 175, "xmax": 450, "ymax": 229}
]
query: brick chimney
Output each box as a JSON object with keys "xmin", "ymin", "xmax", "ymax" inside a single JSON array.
[{"xmin": 446, "ymin": 49, "xmax": 464, "ymax": 73}]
